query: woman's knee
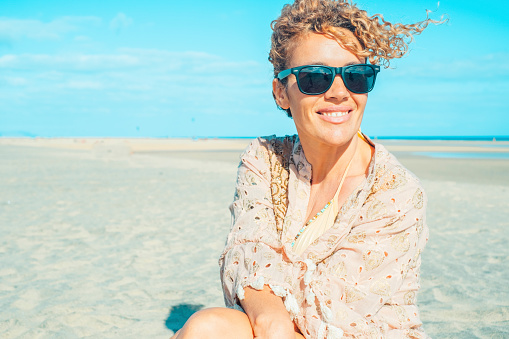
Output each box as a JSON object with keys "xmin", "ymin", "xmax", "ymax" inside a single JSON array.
[
  {"xmin": 177, "ymin": 307, "xmax": 252, "ymax": 339},
  {"xmin": 186, "ymin": 308, "xmax": 224, "ymax": 333}
]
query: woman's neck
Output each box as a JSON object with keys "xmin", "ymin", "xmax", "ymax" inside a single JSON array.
[{"xmin": 300, "ymin": 136, "xmax": 360, "ymax": 185}]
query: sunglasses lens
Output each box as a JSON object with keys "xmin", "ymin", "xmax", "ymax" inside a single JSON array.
[
  {"xmin": 343, "ymin": 65, "xmax": 376, "ymax": 93},
  {"xmin": 298, "ymin": 66, "xmax": 334, "ymax": 94}
]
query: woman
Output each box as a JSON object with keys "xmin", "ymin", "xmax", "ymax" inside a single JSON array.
[{"xmin": 173, "ymin": 0, "xmax": 440, "ymax": 338}]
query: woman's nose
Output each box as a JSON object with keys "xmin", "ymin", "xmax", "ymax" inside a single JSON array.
[{"xmin": 324, "ymin": 74, "xmax": 350, "ymax": 100}]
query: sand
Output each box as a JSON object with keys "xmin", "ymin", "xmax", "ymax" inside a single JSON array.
[{"xmin": 0, "ymin": 138, "xmax": 508, "ymax": 338}]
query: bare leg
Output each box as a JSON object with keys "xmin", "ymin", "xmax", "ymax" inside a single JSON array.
[
  {"xmin": 169, "ymin": 307, "xmax": 306, "ymax": 339},
  {"xmin": 171, "ymin": 307, "xmax": 253, "ymax": 339}
]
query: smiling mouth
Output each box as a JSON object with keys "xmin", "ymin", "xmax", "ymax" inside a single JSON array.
[{"xmin": 318, "ymin": 111, "xmax": 351, "ymax": 117}]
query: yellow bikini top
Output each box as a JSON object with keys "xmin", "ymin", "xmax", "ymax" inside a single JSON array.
[{"xmin": 292, "ymin": 154, "xmax": 354, "ymax": 256}]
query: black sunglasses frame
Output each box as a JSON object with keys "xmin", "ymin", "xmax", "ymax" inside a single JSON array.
[{"xmin": 276, "ymin": 64, "xmax": 381, "ymax": 95}]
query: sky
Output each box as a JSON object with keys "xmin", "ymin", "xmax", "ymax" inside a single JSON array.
[{"xmin": 0, "ymin": 0, "xmax": 508, "ymax": 138}]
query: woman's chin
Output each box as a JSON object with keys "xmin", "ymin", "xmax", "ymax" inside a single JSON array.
[{"xmin": 300, "ymin": 130, "xmax": 358, "ymax": 148}]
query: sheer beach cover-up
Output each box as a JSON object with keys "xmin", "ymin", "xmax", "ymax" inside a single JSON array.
[
  {"xmin": 292, "ymin": 153, "xmax": 353, "ymax": 256},
  {"xmin": 219, "ymin": 135, "xmax": 429, "ymax": 338}
]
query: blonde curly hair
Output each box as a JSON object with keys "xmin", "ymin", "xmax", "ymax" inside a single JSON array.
[{"xmin": 269, "ymin": 0, "xmax": 444, "ymax": 116}]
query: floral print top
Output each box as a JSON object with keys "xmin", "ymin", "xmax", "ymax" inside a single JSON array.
[{"xmin": 219, "ymin": 135, "xmax": 429, "ymax": 339}]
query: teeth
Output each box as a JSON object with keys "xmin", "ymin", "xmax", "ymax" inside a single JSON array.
[{"xmin": 321, "ymin": 111, "xmax": 349, "ymax": 117}]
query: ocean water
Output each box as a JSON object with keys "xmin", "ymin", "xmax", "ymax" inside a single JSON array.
[{"xmin": 414, "ymin": 152, "xmax": 509, "ymax": 159}]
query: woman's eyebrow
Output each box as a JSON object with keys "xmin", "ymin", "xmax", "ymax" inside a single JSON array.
[
  {"xmin": 344, "ymin": 61, "xmax": 361, "ymax": 66},
  {"xmin": 301, "ymin": 61, "xmax": 363, "ymax": 67}
]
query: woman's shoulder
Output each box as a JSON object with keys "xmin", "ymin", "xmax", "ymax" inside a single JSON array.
[
  {"xmin": 255, "ymin": 134, "xmax": 298, "ymax": 149},
  {"xmin": 242, "ymin": 134, "xmax": 299, "ymax": 159},
  {"xmin": 364, "ymin": 143, "xmax": 427, "ymax": 217},
  {"xmin": 371, "ymin": 142, "xmax": 425, "ymax": 195}
]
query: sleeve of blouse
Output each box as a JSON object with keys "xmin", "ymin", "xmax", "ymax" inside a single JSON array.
[
  {"xmin": 301, "ymin": 168, "xmax": 429, "ymax": 338},
  {"xmin": 218, "ymin": 138, "xmax": 299, "ymax": 309}
]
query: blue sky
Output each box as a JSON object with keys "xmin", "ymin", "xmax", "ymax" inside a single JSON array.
[{"xmin": 0, "ymin": 0, "xmax": 508, "ymax": 138}]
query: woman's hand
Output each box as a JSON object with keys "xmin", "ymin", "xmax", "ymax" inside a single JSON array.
[
  {"xmin": 240, "ymin": 285, "xmax": 300, "ymax": 339},
  {"xmin": 251, "ymin": 311, "xmax": 299, "ymax": 339}
]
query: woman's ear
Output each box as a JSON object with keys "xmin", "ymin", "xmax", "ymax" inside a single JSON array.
[{"xmin": 272, "ymin": 78, "xmax": 290, "ymax": 109}]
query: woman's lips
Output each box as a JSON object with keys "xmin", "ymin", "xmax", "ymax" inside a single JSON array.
[{"xmin": 316, "ymin": 107, "xmax": 353, "ymax": 124}]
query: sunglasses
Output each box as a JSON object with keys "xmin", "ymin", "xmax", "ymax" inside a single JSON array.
[{"xmin": 277, "ymin": 63, "xmax": 380, "ymax": 95}]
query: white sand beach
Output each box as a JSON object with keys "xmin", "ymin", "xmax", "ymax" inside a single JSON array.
[{"xmin": 0, "ymin": 138, "xmax": 508, "ymax": 338}]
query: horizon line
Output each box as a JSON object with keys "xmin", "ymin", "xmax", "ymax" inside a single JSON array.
[{"xmin": 1, "ymin": 135, "xmax": 509, "ymax": 141}]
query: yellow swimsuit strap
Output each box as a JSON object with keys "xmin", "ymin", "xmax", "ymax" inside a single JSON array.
[{"xmin": 291, "ymin": 155, "xmax": 354, "ymax": 252}]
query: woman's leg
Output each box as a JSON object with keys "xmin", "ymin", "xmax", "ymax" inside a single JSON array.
[
  {"xmin": 171, "ymin": 307, "xmax": 253, "ymax": 339},
  {"xmin": 169, "ymin": 307, "xmax": 306, "ymax": 339}
]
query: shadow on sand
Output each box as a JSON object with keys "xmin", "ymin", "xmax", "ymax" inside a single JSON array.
[{"xmin": 165, "ymin": 303, "xmax": 204, "ymax": 333}]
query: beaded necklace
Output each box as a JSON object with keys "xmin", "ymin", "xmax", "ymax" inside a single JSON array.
[{"xmin": 291, "ymin": 156, "xmax": 354, "ymax": 247}]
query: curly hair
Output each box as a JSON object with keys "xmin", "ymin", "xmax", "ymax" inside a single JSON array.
[{"xmin": 269, "ymin": 0, "xmax": 445, "ymax": 117}]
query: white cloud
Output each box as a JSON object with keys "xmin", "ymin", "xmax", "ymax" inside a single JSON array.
[
  {"xmin": 0, "ymin": 49, "xmax": 264, "ymax": 78},
  {"xmin": 0, "ymin": 48, "xmax": 268, "ymax": 104},
  {"xmin": 3, "ymin": 76, "xmax": 27, "ymax": 86},
  {"xmin": 0, "ymin": 16, "xmax": 101, "ymax": 42},
  {"xmin": 0, "ymin": 53, "xmax": 140, "ymax": 71},
  {"xmin": 110, "ymin": 13, "xmax": 133, "ymax": 32},
  {"xmin": 65, "ymin": 80, "xmax": 103, "ymax": 90},
  {"xmin": 74, "ymin": 35, "xmax": 92, "ymax": 42}
]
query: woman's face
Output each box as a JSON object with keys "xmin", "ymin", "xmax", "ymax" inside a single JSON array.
[{"xmin": 273, "ymin": 31, "xmax": 368, "ymax": 148}]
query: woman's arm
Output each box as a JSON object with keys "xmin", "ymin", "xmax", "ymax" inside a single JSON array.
[
  {"xmin": 241, "ymin": 285, "xmax": 304, "ymax": 339},
  {"xmin": 220, "ymin": 137, "xmax": 304, "ymax": 338}
]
